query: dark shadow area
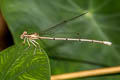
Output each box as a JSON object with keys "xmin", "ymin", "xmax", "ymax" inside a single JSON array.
[{"xmin": 0, "ymin": 11, "xmax": 14, "ymax": 51}]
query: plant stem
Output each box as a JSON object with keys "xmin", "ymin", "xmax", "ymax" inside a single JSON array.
[{"xmin": 51, "ymin": 66, "xmax": 120, "ymax": 80}]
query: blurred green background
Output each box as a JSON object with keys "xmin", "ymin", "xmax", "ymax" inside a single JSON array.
[{"xmin": 0, "ymin": 0, "xmax": 120, "ymax": 80}]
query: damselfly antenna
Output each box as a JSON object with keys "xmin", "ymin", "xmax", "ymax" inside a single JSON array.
[{"xmin": 20, "ymin": 31, "xmax": 112, "ymax": 54}]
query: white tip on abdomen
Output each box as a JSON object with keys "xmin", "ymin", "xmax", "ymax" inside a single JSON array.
[{"xmin": 103, "ymin": 41, "xmax": 112, "ymax": 46}]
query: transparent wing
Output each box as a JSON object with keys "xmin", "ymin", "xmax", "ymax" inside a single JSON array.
[{"xmin": 40, "ymin": 12, "xmax": 88, "ymax": 36}]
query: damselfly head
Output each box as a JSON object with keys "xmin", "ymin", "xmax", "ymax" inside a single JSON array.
[{"xmin": 20, "ymin": 31, "xmax": 27, "ymax": 39}]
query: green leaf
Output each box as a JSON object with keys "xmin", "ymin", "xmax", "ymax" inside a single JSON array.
[
  {"xmin": 0, "ymin": 43, "xmax": 50, "ymax": 80},
  {"xmin": 1, "ymin": 0, "xmax": 120, "ymax": 80}
]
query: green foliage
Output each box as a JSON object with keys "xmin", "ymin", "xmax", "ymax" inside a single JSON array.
[
  {"xmin": 0, "ymin": 0, "xmax": 120, "ymax": 80},
  {"xmin": 0, "ymin": 44, "xmax": 50, "ymax": 80}
]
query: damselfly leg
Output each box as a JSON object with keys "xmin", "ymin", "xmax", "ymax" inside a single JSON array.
[{"xmin": 23, "ymin": 37, "xmax": 41, "ymax": 55}]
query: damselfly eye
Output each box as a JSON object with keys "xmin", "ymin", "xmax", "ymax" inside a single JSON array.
[{"xmin": 23, "ymin": 31, "xmax": 27, "ymax": 34}]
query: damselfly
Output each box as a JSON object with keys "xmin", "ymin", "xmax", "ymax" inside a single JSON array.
[{"xmin": 20, "ymin": 12, "xmax": 112, "ymax": 55}]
